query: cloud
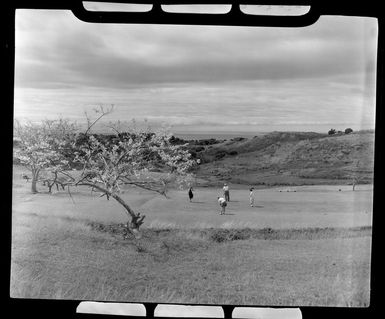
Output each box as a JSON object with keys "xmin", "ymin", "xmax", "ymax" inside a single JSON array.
[
  {"xmin": 15, "ymin": 10, "xmax": 377, "ymax": 90},
  {"xmin": 13, "ymin": 10, "xmax": 377, "ymax": 132},
  {"xmin": 14, "ymin": 74, "xmax": 376, "ymax": 133}
]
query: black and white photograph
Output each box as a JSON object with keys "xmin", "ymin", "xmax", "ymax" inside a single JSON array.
[{"xmin": 11, "ymin": 3, "xmax": 376, "ymax": 307}]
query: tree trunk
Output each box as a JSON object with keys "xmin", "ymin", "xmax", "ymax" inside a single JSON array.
[
  {"xmin": 31, "ymin": 177, "xmax": 38, "ymax": 193},
  {"xmin": 110, "ymin": 193, "xmax": 145, "ymax": 239},
  {"xmin": 78, "ymin": 182, "xmax": 145, "ymax": 239},
  {"xmin": 31, "ymin": 169, "xmax": 39, "ymax": 193}
]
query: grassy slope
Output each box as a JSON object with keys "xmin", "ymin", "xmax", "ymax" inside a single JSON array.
[
  {"xmin": 194, "ymin": 131, "xmax": 374, "ymax": 186},
  {"xmin": 11, "ymin": 213, "xmax": 371, "ymax": 306}
]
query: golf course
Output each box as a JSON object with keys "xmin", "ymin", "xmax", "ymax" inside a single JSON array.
[
  {"xmin": 11, "ymin": 9, "xmax": 378, "ymax": 309},
  {"xmin": 11, "ymin": 162, "xmax": 373, "ymax": 306}
]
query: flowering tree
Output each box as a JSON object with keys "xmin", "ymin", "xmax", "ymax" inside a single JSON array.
[
  {"xmin": 14, "ymin": 107, "xmax": 195, "ymax": 238},
  {"xmin": 13, "ymin": 119, "xmax": 77, "ymax": 193},
  {"xmin": 69, "ymin": 122, "xmax": 195, "ymax": 238}
]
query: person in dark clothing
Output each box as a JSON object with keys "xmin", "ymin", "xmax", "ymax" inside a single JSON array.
[{"xmin": 188, "ymin": 187, "xmax": 194, "ymax": 202}]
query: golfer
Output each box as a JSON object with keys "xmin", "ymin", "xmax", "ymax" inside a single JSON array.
[
  {"xmin": 249, "ymin": 187, "xmax": 254, "ymax": 207},
  {"xmin": 188, "ymin": 187, "xmax": 194, "ymax": 202},
  {"xmin": 223, "ymin": 183, "xmax": 230, "ymax": 202},
  {"xmin": 218, "ymin": 196, "xmax": 227, "ymax": 215}
]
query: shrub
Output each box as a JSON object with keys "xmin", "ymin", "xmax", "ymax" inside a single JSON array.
[
  {"xmin": 209, "ymin": 229, "xmax": 250, "ymax": 242},
  {"xmin": 190, "ymin": 146, "xmax": 205, "ymax": 152},
  {"xmin": 209, "ymin": 230, "xmax": 228, "ymax": 243},
  {"xmin": 231, "ymin": 137, "xmax": 246, "ymax": 142},
  {"xmin": 214, "ymin": 150, "xmax": 228, "ymax": 159},
  {"xmin": 189, "ymin": 151, "xmax": 197, "ymax": 158},
  {"xmin": 135, "ymin": 243, "xmax": 147, "ymax": 253},
  {"xmin": 328, "ymin": 129, "xmax": 336, "ymax": 135},
  {"xmin": 345, "ymin": 128, "xmax": 353, "ymax": 134}
]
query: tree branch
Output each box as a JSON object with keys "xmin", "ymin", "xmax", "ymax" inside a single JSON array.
[
  {"xmin": 58, "ymin": 170, "xmax": 76, "ymax": 182},
  {"xmin": 84, "ymin": 105, "xmax": 114, "ymax": 135},
  {"xmin": 67, "ymin": 185, "xmax": 76, "ymax": 204},
  {"xmin": 76, "ymin": 181, "xmax": 137, "ymax": 219},
  {"xmin": 120, "ymin": 178, "xmax": 169, "ymax": 198}
]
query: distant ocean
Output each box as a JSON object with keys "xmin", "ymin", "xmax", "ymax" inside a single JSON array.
[
  {"xmin": 173, "ymin": 131, "xmax": 266, "ymax": 140},
  {"xmin": 72, "ymin": 122, "xmax": 268, "ymax": 140}
]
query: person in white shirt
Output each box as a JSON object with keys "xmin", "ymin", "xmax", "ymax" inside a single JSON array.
[
  {"xmin": 217, "ymin": 196, "xmax": 227, "ymax": 215},
  {"xmin": 223, "ymin": 183, "xmax": 230, "ymax": 202},
  {"xmin": 249, "ymin": 187, "xmax": 254, "ymax": 207}
]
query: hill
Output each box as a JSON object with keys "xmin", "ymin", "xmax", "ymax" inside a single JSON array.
[{"xmin": 189, "ymin": 131, "xmax": 375, "ymax": 187}]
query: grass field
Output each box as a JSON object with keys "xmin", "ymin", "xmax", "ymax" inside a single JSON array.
[{"xmin": 11, "ymin": 165, "xmax": 373, "ymax": 306}]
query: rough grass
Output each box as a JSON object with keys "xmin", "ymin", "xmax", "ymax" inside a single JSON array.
[
  {"xmin": 196, "ymin": 131, "xmax": 374, "ymax": 186},
  {"xmin": 88, "ymin": 222, "xmax": 372, "ymax": 242},
  {"xmin": 11, "ymin": 214, "xmax": 371, "ymax": 307}
]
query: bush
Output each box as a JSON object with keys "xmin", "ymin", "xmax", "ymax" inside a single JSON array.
[
  {"xmin": 209, "ymin": 229, "xmax": 250, "ymax": 243},
  {"xmin": 328, "ymin": 129, "xmax": 336, "ymax": 135},
  {"xmin": 345, "ymin": 128, "xmax": 353, "ymax": 134},
  {"xmin": 231, "ymin": 137, "xmax": 246, "ymax": 142},
  {"xmin": 214, "ymin": 151, "xmax": 227, "ymax": 159},
  {"xmin": 194, "ymin": 138, "xmax": 221, "ymax": 146},
  {"xmin": 191, "ymin": 146, "xmax": 205, "ymax": 152},
  {"xmin": 189, "ymin": 151, "xmax": 197, "ymax": 158}
]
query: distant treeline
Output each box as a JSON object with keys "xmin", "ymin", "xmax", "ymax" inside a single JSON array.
[
  {"xmin": 73, "ymin": 132, "xmax": 224, "ymax": 147},
  {"xmin": 169, "ymin": 135, "xmax": 224, "ymax": 146},
  {"xmin": 13, "ymin": 131, "xmax": 224, "ymax": 166}
]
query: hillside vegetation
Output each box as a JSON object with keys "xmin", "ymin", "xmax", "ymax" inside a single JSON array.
[
  {"xmin": 188, "ymin": 131, "xmax": 374, "ymax": 186},
  {"xmin": 13, "ymin": 128, "xmax": 375, "ymax": 188}
]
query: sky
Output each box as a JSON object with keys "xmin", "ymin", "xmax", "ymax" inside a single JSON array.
[{"xmin": 14, "ymin": 6, "xmax": 378, "ymax": 135}]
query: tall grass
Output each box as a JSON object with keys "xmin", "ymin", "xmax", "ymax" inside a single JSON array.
[
  {"xmin": 11, "ymin": 214, "xmax": 371, "ymax": 306},
  {"xmin": 89, "ymin": 221, "xmax": 372, "ymax": 242}
]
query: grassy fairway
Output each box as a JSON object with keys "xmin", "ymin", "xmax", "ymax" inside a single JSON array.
[
  {"xmin": 12, "ymin": 165, "xmax": 373, "ymax": 229},
  {"xmin": 11, "ymin": 165, "xmax": 372, "ymax": 306}
]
